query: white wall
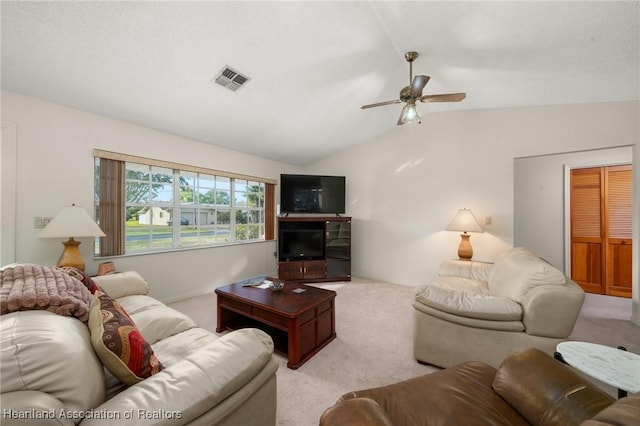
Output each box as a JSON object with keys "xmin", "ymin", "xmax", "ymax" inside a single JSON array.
[
  {"xmin": 1, "ymin": 91, "xmax": 302, "ymax": 301},
  {"xmin": 514, "ymin": 146, "xmax": 633, "ymax": 270},
  {"xmin": 307, "ymin": 102, "xmax": 639, "ymax": 310},
  {"xmin": 1, "ymin": 121, "xmax": 17, "ymax": 265}
]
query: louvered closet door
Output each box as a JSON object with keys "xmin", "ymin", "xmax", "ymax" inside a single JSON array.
[
  {"xmin": 570, "ymin": 165, "xmax": 632, "ymax": 297},
  {"xmin": 605, "ymin": 165, "xmax": 632, "ymax": 297},
  {"xmin": 571, "ymin": 168, "xmax": 604, "ymax": 294}
]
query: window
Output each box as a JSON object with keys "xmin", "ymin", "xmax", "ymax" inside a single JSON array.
[{"xmin": 94, "ymin": 150, "xmax": 275, "ymax": 257}]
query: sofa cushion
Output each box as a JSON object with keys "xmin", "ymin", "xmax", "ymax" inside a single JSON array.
[
  {"xmin": 413, "ymin": 301, "xmax": 525, "ymax": 332},
  {"xmin": 340, "ymin": 361, "xmax": 529, "ymax": 426},
  {"xmin": 493, "ymin": 348, "xmax": 614, "ymax": 426},
  {"xmin": 416, "ymin": 276, "xmax": 522, "ymax": 321},
  {"xmin": 437, "ymin": 259, "xmax": 493, "ymax": 283},
  {"xmin": 151, "ymin": 327, "xmax": 220, "ymax": 367},
  {"xmin": 88, "ymin": 291, "xmax": 163, "ymax": 386},
  {"xmin": 488, "ymin": 251, "xmax": 566, "ymax": 303},
  {"xmin": 320, "ymin": 397, "xmax": 394, "ymax": 426},
  {"xmin": 423, "ymin": 275, "xmax": 490, "ymax": 294},
  {"xmin": 85, "ymin": 328, "xmax": 277, "ymax": 425},
  {"xmin": 117, "ymin": 295, "xmax": 197, "ymax": 345},
  {"xmin": 116, "ymin": 293, "xmax": 168, "ymax": 315},
  {"xmin": 582, "ymin": 393, "xmax": 640, "ymax": 426},
  {"xmin": 93, "ymin": 271, "xmax": 149, "ymax": 299},
  {"xmin": 0, "ymin": 310, "xmax": 105, "ymax": 413}
]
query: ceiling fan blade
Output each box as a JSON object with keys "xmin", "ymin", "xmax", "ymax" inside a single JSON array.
[
  {"xmin": 361, "ymin": 99, "xmax": 402, "ymax": 109},
  {"xmin": 409, "ymin": 75, "xmax": 430, "ymax": 98},
  {"xmin": 419, "ymin": 93, "xmax": 466, "ymax": 103}
]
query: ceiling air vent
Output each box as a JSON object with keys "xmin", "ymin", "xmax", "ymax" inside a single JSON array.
[{"xmin": 212, "ymin": 66, "xmax": 250, "ymax": 92}]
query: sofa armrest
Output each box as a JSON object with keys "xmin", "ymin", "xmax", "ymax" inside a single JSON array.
[
  {"xmin": 521, "ymin": 280, "xmax": 585, "ymax": 337},
  {"xmin": 582, "ymin": 393, "xmax": 640, "ymax": 426},
  {"xmin": 92, "ymin": 272, "xmax": 149, "ymax": 299},
  {"xmin": 438, "ymin": 259, "xmax": 493, "ymax": 282},
  {"xmin": 493, "ymin": 348, "xmax": 614, "ymax": 426},
  {"xmin": 0, "ymin": 391, "xmax": 73, "ymax": 426},
  {"xmin": 319, "ymin": 397, "xmax": 394, "ymax": 426},
  {"xmin": 81, "ymin": 328, "xmax": 275, "ymax": 425}
]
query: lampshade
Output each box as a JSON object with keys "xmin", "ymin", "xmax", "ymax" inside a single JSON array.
[
  {"xmin": 446, "ymin": 209, "xmax": 484, "ymax": 234},
  {"xmin": 446, "ymin": 208, "xmax": 483, "ymax": 261},
  {"xmin": 398, "ymin": 101, "xmax": 422, "ymax": 125},
  {"xmin": 37, "ymin": 204, "xmax": 105, "ymax": 270}
]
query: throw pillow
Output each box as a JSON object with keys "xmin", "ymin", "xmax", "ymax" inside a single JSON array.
[
  {"xmin": 488, "ymin": 252, "xmax": 566, "ymax": 303},
  {"xmin": 56, "ymin": 266, "xmax": 99, "ymax": 294},
  {"xmin": 88, "ymin": 291, "xmax": 163, "ymax": 385}
]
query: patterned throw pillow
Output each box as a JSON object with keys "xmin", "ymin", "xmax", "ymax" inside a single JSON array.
[
  {"xmin": 88, "ymin": 291, "xmax": 163, "ymax": 385},
  {"xmin": 56, "ymin": 266, "xmax": 99, "ymax": 294}
]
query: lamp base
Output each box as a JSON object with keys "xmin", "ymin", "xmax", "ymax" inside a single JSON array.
[
  {"xmin": 457, "ymin": 233, "xmax": 473, "ymax": 260},
  {"xmin": 57, "ymin": 237, "xmax": 85, "ymax": 271}
]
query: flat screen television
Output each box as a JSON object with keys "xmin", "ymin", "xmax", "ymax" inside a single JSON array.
[
  {"xmin": 280, "ymin": 174, "xmax": 346, "ymax": 214},
  {"xmin": 279, "ymin": 228, "xmax": 325, "ymax": 260}
]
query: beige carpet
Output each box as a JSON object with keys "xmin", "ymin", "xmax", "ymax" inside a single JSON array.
[{"xmin": 168, "ymin": 277, "xmax": 639, "ymax": 426}]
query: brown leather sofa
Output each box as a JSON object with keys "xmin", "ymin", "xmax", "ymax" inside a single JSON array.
[{"xmin": 319, "ymin": 348, "xmax": 640, "ymax": 426}]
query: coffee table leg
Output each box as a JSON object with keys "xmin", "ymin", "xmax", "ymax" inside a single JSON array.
[
  {"xmin": 287, "ymin": 318, "xmax": 300, "ymax": 369},
  {"xmin": 554, "ymin": 351, "xmax": 567, "ymax": 364},
  {"xmin": 216, "ymin": 296, "xmax": 225, "ymax": 333},
  {"xmin": 617, "ymin": 346, "xmax": 628, "ymax": 399}
]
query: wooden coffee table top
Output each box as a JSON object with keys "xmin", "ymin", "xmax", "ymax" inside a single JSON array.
[{"xmin": 215, "ymin": 277, "xmax": 336, "ymax": 318}]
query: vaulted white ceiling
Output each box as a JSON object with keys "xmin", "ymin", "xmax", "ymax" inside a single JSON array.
[{"xmin": 2, "ymin": 1, "xmax": 638, "ymax": 166}]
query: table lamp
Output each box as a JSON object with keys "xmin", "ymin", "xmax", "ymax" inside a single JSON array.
[
  {"xmin": 446, "ymin": 208, "xmax": 484, "ymax": 260},
  {"xmin": 37, "ymin": 204, "xmax": 106, "ymax": 271}
]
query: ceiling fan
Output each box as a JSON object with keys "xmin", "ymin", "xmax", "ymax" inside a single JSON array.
[{"xmin": 361, "ymin": 51, "xmax": 466, "ymax": 125}]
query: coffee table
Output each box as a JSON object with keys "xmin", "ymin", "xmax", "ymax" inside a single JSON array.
[{"xmin": 215, "ymin": 277, "xmax": 337, "ymax": 369}]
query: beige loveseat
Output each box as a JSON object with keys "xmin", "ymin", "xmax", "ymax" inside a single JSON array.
[
  {"xmin": 413, "ymin": 247, "xmax": 585, "ymax": 368},
  {"xmin": 1, "ymin": 270, "xmax": 278, "ymax": 425}
]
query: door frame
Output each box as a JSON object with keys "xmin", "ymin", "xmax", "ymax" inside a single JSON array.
[{"xmin": 563, "ymin": 160, "xmax": 632, "ymax": 278}]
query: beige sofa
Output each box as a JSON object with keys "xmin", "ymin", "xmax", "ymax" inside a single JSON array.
[
  {"xmin": 1, "ymin": 270, "xmax": 278, "ymax": 425},
  {"xmin": 413, "ymin": 247, "xmax": 585, "ymax": 368}
]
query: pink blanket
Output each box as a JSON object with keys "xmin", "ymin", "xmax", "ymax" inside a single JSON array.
[{"xmin": 0, "ymin": 264, "xmax": 93, "ymax": 323}]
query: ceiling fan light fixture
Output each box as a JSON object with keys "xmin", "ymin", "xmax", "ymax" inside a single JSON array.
[
  {"xmin": 399, "ymin": 102, "xmax": 421, "ymax": 125},
  {"xmin": 361, "ymin": 51, "xmax": 465, "ymax": 125}
]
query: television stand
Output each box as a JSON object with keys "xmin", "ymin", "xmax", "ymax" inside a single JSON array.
[{"xmin": 277, "ymin": 216, "xmax": 351, "ymax": 283}]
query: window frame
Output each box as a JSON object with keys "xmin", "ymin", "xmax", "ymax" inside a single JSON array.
[{"xmin": 93, "ymin": 149, "xmax": 276, "ymax": 258}]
